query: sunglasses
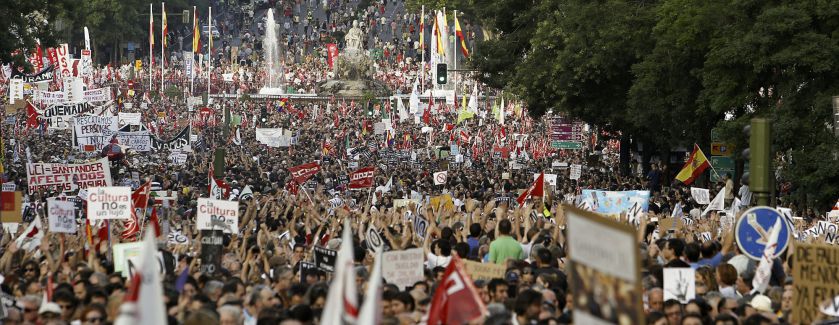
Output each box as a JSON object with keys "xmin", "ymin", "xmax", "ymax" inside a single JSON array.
[{"xmin": 25, "ymin": 268, "xmax": 36, "ymax": 272}]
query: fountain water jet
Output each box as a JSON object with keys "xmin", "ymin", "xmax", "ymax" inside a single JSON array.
[{"xmin": 259, "ymin": 9, "xmax": 284, "ymax": 95}]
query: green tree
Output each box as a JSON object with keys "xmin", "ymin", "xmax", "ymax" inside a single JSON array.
[{"xmin": 0, "ymin": 0, "xmax": 67, "ymax": 70}]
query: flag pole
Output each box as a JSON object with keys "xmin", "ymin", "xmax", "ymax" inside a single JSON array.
[
  {"xmin": 191, "ymin": 6, "xmax": 196, "ymax": 96},
  {"xmin": 207, "ymin": 7, "xmax": 212, "ymax": 102},
  {"xmin": 149, "ymin": 3, "xmax": 153, "ymax": 94},
  {"xmin": 161, "ymin": 2, "xmax": 166, "ymax": 94},
  {"xmin": 420, "ymin": 5, "xmax": 425, "ymax": 95}
]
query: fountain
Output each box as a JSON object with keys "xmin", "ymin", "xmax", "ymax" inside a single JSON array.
[
  {"xmin": 317, "ymin": 20, "xmax": 390, "ymax": 97},
  {"xmin": 259, "ymin": 9, "xmax": 284, "ymax": 95}
]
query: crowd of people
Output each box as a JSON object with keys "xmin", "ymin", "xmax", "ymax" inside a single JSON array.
[{"xmin": 0, "ymin": 0, "xmax": 836, "ymax": 325}]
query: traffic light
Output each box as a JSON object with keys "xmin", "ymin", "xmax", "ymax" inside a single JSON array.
[
  {"xmin": 743, "ymin": 118, "xmax": 771, "ymax": 205},
  {"xmin": 183, "ymin": 10, "xmax": 190, "ymax": 24},
  {"xmin": 436, "ymin": 63, "xmax": 447, "ymax": 84},
  {"xmin": 260, "ymin": 106, "xmax": 268, "ymax": 123}
]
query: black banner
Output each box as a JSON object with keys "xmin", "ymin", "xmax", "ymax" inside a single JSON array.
[
  {"xmin": 11, "ymin": 66, "xmax": 54, "ymax": 83},
  {"xmin": 313, "ymin": 246, "xmax": 337, "ymax": 272},
  {"xmin": 199, "ymin": 229, "xmax": 224, "ymax": 275},
  {"xmin": 151, "ymin": 126, "xmax": 191, "ymax": 151}
]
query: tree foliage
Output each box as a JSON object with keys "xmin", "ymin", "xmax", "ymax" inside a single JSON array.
[
  {"xmin": 464, "ymin": 0, "xmax": 839, "ymax": 209},
  {"xmin": 0, "ymin": 0, "xmax": 67, "ymax": 70}
]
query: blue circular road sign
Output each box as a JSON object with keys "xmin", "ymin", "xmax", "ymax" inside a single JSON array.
[{"xmin": 735, "ymin": 206, "xmax": 792, "ymax": 260}]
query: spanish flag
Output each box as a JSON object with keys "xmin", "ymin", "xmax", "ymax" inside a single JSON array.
[
  {"xmin": 455, "ymin": 16, "xmax": 469, "ymax": 57},
  {"xmin": 192, "ymin": 7, "xmax": 201, "ymax": 53},
  {"xmin": 162, "ymin": 3, "xmax": 168, "ymax": 47},
  {"xmin": 435, "ymin": 11, "xmax": 445, "ymax": 56},
  {"xmin": 675, "ymin": 144, "xmax": 711, "ymax": 185}
]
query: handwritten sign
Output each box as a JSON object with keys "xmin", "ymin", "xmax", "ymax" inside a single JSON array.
[
  {"xmin": 462, "ymin": 260, "xmax": 506, "ymax": 281},
  {"xmin": 381, "ymin": 248, "xmax": 424, "ymax": 290},
  {"xmin": 26, "ymin": 158, "xmax": 112, "ymax": 194},
  {"xmin": 47, "ymin": 199, "xmax": 77, "ymax": 233},
  {"xmin": 792, "ymin": 244, "xmax": 839, "ymax": 324},
  {"xmin": 196, "ymin": 198, "xmax": 239, "ymax": 233},
  {"xmin": 86, "ymin": 187, "xmax": 131, "ymax": 220}
]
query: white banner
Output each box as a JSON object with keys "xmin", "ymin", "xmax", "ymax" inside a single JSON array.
[
  {"xmin": 184, "ymin": 52, "xmax": 194, "ymax": 79},
  {"xmin": 83, "ymin": 87, "xmax": 112, "ymax": 102},
  {"xmin": 118, "ymin": 112, "xmax": 142, "ymax": 126},
  {"xmin": 26, "ymin": 158, "xmax": 112, "ymax": 194},
  {"xmin": 116, "ymin": 131, "xmax": 151, "ymax": 152},
  {"xmin": 86, "ymin": 187, "xmax": 132, "ymax": 220},
  {"xmin": 63, "ymin": 77, "xmax": 85, "ymax": 102},
  {"xmin": 9, "ymin": 79, "xmax": 24, "ymax": 104},
  {"xmin": 39, "ymin": 101, "xmax": 113, "ymax": 129},
  {"xmin": 73, "ymin": 115, "xmax": 119, "ymax": 151},
  {"xmin": 536, "ymin": 173, "xmax": 559, "ymax": 186},
  {"xmin": 47, "ymin": 198, "xmax": 77, "ymax": 233},
  {"xmin": 381, "ymin": 248, "xmax": 425, "ymax": 290},
  {"xmin": 255, "ymin": 128, "xmax": 291, "ymax": 147},
  {"xmin": 33, "ymin": 90, "xmax": 66, "ymax": 104},
  {"xmin": 196, "ymin": 198, "xmax": 239, "ymax": 233}
]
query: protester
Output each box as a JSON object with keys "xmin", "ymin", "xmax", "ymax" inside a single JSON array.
[{"xmin": 0, "ymin": 0, "xmax": 835, "ymax": 324}]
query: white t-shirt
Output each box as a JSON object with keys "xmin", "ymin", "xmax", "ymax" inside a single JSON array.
[{"xmin": 426, "ymin": 253, "xmax": 451, "ymax": 269}]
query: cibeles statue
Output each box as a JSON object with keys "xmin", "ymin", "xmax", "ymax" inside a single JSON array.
[
  {"xmin": 318, "ymin": 20, "xmax": 390, "ymax": 96},
  {"xmin": 344, "ymin": 20, "xmax": 365, "ymax": 53}
]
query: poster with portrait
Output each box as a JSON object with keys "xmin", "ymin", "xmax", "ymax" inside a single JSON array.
[{"xmin": 564, "ymin": 205, "xmax": 643, "ymax": 325}]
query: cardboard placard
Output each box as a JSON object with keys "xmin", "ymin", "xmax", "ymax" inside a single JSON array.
[
  {"xmin": 381, "ymin": 248, "xmax": 424, "ymax": 290},
  {"xmin": 0, "ymin": 192, "xmax": 22, "ymax": 223},
  {"xmin": 792, "ymin": 244, "xmax": 839, "ymax": 324},
  {"xmin": 564, "ymin": 205, "xmax": 643, "ymax": 325},
  {"xmin": 462, "ymin": 260, "xmax": 506, "ymax": 281}
]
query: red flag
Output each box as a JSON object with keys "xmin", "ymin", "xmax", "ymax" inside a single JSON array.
[
  {"xmin": 426, "ymin": 256, "xmax": 487, "ymax": 325},
  {"xmin": 149, "ymin": 207, "xmax": 161, "ymax": 237},
  {"xmin": 516, "ymin": 172, "xmax": 545, "ymax": 206},
  {"xmin": 288, "ymin": 162, "xmax": 321, "ymax": 185},
  {"xmin": 348, "ymin": 166, "xmax": 375, "ymax": 189},
  {"xmin": 26, "ymin": 102, "xmax": 41, "ymax": 129},
  {"xmin": 122, "ymin": 182, "xmax": 151, "ymax": 240},
  {"xmin": 326, "ymin": 43, "xmax": 338, "ymax": 68}
]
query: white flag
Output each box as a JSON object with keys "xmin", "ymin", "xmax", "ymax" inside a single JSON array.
[
  {"xmin": 16, "ymin": 218, "xmax": 44, "ymax": 252},
  {"xmin": 729, "ymin": 198, "xmax": 741, "ymax": 216},
  {"xmin": 409, "ymin": 80, "xmax": 420, "ymax": 115},
  {"xmin": 358, "ymin": 246, "xmax": 384, "ymax": 324},
  {"xmin": 239, "ymin": 185, "xmax": 254, "ymax": 201},
  {"xmin": 752, "ymin": 217, "xmax": 782, "ymax": 293},
  {"xmin": 702, "ymin": 190, "xmax": 725, "ymax": 216},
  {"xmin": 397, "ymin": 96, "xmax": 409, "ymax": 122},
  {"xmin": 468, "ymin": 84, "xmax": 479, "ymax": 113},
  {"xmin": 137, "ymin": 228, "xmax": 167, "ymax": 324},
  {"xmin": 320, "ymin": 219, "xmax": 359, "ymax": 324}
]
